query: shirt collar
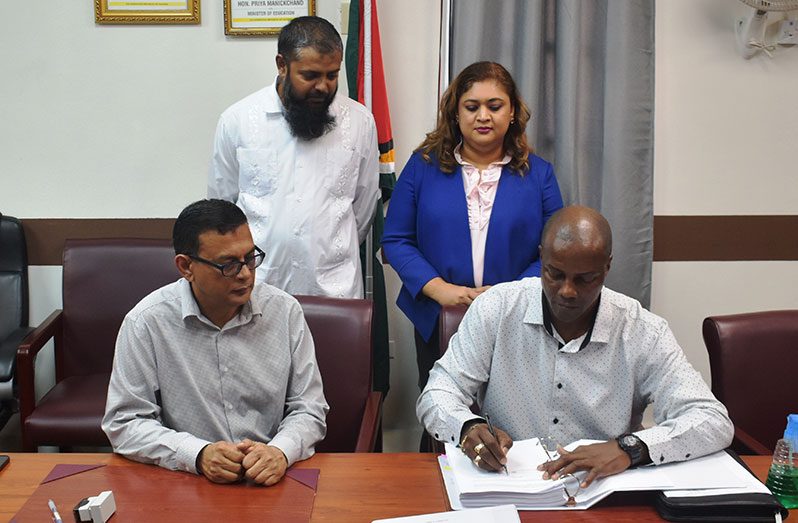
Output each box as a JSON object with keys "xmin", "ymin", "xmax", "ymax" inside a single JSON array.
[
  {"xmin": 264, "ymin": 76, "xmax": 285, "ymax": 114},
  {"xmin": 526, "ymin": 280, "xmax": 605, "ymax": 352},
  {"xmin": 453, "ymin": 142, "xmax": 512, "ymax": 168},
  {"xmin": 178, "ymin": 278, "xmax": 260, "ymax": 330}
]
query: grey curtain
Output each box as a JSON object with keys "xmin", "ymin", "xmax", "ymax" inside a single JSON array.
[{"xmin": 451, "ymin": 0, "xmax": 654, "ymax": 306}]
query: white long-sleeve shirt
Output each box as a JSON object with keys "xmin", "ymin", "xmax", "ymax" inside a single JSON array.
[
  {"xmin": 103, "ymin": 279, "xmax": 329, "ymax": 474},
  {"xmin": 209, "ymin": 80, "xmax": 380, "ymax": 298},
  {"xmin": 417, "ymin": 278, "xmax": 733, "ymax": 466}
]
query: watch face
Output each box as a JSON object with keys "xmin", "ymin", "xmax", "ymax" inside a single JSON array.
[{"xmin": 621, "ymin": 435, "xmax": 638, "ymax": 447}]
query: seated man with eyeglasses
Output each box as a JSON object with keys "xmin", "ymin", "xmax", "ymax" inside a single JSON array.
[{"xmin": 103, "ymin": 199, "xmax": 328, "ymax": 486}]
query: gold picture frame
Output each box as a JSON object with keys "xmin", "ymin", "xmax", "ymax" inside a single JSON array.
[
  {"xmin": 224, "ymin": 0, "xmax": 316, "ymax": 36},
  {"xmin": 95, "ymin": 0, "xmax": 201, "ymax": 25}
]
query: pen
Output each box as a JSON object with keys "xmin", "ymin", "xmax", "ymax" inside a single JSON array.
[
  {"xmin": 483, "ymin": 414, "xmax": 509, "ymax": 475},
  {"xmin": 48, "ymin": 499, "xmax": 63, "ymax": 523}
]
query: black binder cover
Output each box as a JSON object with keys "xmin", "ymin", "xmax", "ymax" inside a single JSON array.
[{"xmin": 654, "ymin": 450, "xmax": 789, "ymax": 522}]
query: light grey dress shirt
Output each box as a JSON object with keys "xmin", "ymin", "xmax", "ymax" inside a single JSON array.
[
  {"xmin": 417, "ymin": 278, "xmax": 733, "ymax": 465},
  {"xmin": 102, "ymin": 278, "xmax": 328, "ymax": 474}
]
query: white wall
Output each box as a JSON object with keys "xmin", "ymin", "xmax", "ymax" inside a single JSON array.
[
  {"xmin": 1, "ymin": 2, "xmax": 341, "ymax": 219},
  {"xmin": 651, "ymin": 0, "xmax": 798, "ymax": 382},
  {"xmin": 3, "ymin": 0, "xmax": 797, "ymax": 450}
]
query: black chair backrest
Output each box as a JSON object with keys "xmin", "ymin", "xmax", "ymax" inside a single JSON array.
[{"xmin": 0, "ymin": 214, "xmax": 29, "ymax": 339}]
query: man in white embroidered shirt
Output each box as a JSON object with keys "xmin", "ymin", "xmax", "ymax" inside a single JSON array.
[
  {"xmin": 417, "ymin": 206, "xmax": 733, "ymax": 488},
  {"xmin": 208, "ymin": 16, "xmax": 379, "ymax": 299},
  {"xmin": 102, "ymin": 199, "xmax": 328, "ymax": 486}
]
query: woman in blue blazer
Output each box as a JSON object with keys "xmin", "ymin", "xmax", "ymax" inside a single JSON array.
[{"xmin": 383, "ymin": 62, "xmax": 563, "ymax": 391}]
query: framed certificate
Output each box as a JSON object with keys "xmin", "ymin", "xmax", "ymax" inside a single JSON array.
[
  {"xmin": 94, "ymin": 0, "xmax": 201, "ymax": 25},
  {"xmin": 224, "ymin": 0, "xmax": 316, "ymax": 36}
]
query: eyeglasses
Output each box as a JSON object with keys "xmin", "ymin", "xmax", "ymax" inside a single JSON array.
[{"xmin": 189, "ymin": 246, "xmax": 265, "ymax": 278}]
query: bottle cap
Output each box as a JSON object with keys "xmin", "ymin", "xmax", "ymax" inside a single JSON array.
[{"xmin": 784, "ymin": 414, "xmax": 798, "ymax": 443}]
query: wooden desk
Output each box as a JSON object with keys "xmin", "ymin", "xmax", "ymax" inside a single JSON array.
[{"xmin": 0, "ymin": 452, "xmax": 778, "ymax": 522}]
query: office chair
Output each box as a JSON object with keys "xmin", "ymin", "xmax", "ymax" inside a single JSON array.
[
  {"xmin": 703, "ymin": 310, "xmax": 798, "ymax": 455},
  {"xmin": 0, "ymin": 214, "xmax": 33, "ymax": 430},
  {"xmin": 296, "ymin": 295, "xmax": 382, "ymax": 452},
  {"xmin": 421, "ymin": 304, "xmax": 470, "ymax": 453},
  {"xmin": 17, "ymin": 238, "xmax": 176, "ymax": 451},
  {"xmin": 438, "ymin": 305, "xmax": 469, "ymax": 357}
]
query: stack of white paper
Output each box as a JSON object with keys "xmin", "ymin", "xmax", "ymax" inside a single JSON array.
[{"xmin": 445, "ymin": 439, "xmax": 573, "ymax": 507}]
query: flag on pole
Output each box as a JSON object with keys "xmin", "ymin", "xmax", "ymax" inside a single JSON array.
[
  {"xmin": 346, "ymin": 0, "xmax": 396, "ymax": 202},
  {"xmin": 346, "ymin": 0, "xmax": 395, "ymax": 395}
]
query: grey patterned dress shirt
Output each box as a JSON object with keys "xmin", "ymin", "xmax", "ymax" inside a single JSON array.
[
  {"xmin": 417, "ymin": 277, "xmax": 733, "ymax": 465},
  {"xmin": 103, "ymin": 278, "xmax": 328, "ymax": 474}
]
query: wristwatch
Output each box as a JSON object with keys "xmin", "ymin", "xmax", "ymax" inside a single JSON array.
[{"xmin": 616, "ymin": 433, "xmax": 645, "ymax": 467}]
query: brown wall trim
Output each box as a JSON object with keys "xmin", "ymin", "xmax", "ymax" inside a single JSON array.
[
  {"xmin": 20, "ymin": 215, "xmax": 798, "ymax": 265},
  {"xmin": 653, "ymin": 215, "xmax": 798, "ymax": 261},
  {"xmin": 24, "ymin": 219, "xmax": 175, "ymax": 265}
]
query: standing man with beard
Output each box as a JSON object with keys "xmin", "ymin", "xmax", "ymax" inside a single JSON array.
[{"xmin": 209, "ymin": 16, "xmax": 379, "ymax": 299}]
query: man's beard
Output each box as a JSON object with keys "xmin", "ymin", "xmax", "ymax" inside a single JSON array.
[{"xmin": 281, "ymin": 74, "xmax": 337, "ymax": 140}]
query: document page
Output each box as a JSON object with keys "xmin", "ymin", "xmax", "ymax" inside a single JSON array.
[
  {"xmin": 371, "ymin": 503, "xmax": 521, "ymax": 523},
  {"xmin": 445, "ymin": 439, "xmax": 561, "ymax": 494},
  {"xmin": 662, "ymin": 451, "xmax": 768, "ymax": 497}
]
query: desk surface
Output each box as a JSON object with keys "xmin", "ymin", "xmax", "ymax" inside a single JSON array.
[{"xmin": 0, "ymin": 452, "xmax": 778, "ymax": 522}]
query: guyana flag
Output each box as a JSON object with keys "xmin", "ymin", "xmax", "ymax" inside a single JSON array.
[
  {"xmin": 346, "ymin": 0, "xmax": 395, "ymax": 395},
  {"xmin": 346, "ymin": 0, "xmax": 396, "ymax": 201}
]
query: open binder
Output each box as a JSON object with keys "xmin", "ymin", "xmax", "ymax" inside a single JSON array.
[{"xmin": 441, "ymin": 438, "xmax": 788, "ymax": 515}]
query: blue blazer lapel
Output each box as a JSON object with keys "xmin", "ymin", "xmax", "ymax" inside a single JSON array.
[{"xmin": 442, "ymin": 164, "xmax": 474, "ymax": 287}]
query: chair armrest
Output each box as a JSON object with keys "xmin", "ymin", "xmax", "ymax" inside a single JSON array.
[
  {"xmin": 354, "ymin": 391, "xmax": 383, "ymax": 453},
  {"xmin": 732, "ymin": 425, "xmax": 772, "ymax": 456},
  {"xmin": 17, "ymin": 310, "xmax": 63, "ymax": 425},
  {"xmin": 1, "ymin": 327, "xmax": 34, "ymax": 384}
]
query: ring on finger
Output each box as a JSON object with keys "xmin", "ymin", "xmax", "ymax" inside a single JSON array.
[
  {"xmin": 474, "ymin": 455, "xmax": 482, "ymax": 465},
  {"xmin": 474, "ymin": 443, "xmax": 485, "ymax": 454}
]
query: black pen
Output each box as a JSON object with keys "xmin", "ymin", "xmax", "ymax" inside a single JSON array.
[{"xmin": 483, "ymin": 414, "xmax": 509, "ymax": 475}]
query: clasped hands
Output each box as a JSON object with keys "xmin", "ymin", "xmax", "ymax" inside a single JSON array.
[
  {"xmin": 197, "ymin": 438, "xmax": 288, "ymax": 486},
  {"xmin": 461, "ymin": 424, "xmax": 632, "ymax": 488},
  {"xmin": 422, "ymin": 277, "xmax": 490, "ymax": 306}
]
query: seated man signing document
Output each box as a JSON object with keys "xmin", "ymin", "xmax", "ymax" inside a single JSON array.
[
  {"xmin": 417, "ymin": 206, "xmax": 732, "ymax": 488},
  {"xmin": 103, "ymin": 199, "xmax": 328, "ymax": 486}
]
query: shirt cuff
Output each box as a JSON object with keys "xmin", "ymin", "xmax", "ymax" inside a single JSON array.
[
  {"xmin": 268, "ymin": 432, "xmax": 303, "ymax": 467},
  {"xmin": 635, "ymin": 426, "xmax": 682, "ymax": 466},
  {"xmin": 435, "ymin": 410, "xmax": 484, "ymax": 447},
  {"xmin": 177, "ymin": 435, "xmax": 213, "ymax": 475}
]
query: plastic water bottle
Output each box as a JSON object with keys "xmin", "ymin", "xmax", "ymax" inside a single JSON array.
[{"xmin": 766, "ymin": 414, "xmax": 798, "ymax": 509}]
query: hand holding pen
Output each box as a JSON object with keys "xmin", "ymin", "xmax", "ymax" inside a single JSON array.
[
  {"xmin": 484, "ymin": 414, "xmax": 510, "ymax": 475},
  {"xmin": 459, "ymin": 415, "xmax": 513, "ymax": 474}
]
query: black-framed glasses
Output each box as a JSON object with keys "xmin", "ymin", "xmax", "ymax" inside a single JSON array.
[{"xmin": 189, "ymin": 246, "xmax": 265, "ymax": 278}]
